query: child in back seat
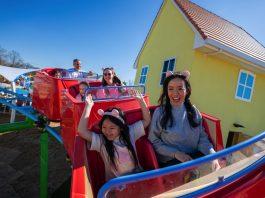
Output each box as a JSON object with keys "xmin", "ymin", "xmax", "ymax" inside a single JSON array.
[
  {"xmin": 54, "ymin": 70, "xmax": 63, "ymax": 78},
  {"xmin": 75, "ymin": 81, "xmax": 89, "ymax": 102},
  {"xmin": 78, "ymin": 89, "xmax": 151, "ymax": 181}
]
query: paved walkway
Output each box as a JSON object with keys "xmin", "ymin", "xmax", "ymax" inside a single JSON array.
[{"xmin": 0, "ymin": 113, "xmax": 71, "ymax": 198}]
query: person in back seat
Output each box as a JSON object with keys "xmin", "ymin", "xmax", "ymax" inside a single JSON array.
[
  {"xmin": 75, "ymin": 81, "xmax": 89, "ymax": 102},
  {"xmin": 78, "ymin": 89, "xmax": 151, "ymax": 181},
  {"xmin": 148, "ymin": 71, "xmax": 221, "ymax": 171},
  {"xmin": 68, "ymin": 59, "xmax": 91, "ymax": 78},
  {"xmin": 102, "ymin": 67, "xmax": 122, "ymax": 86},
  {"xmin": 54, "ymin": 70, "xmax": 63, "ymax": 78},
  {"xmin": 96, "ymin": 67, "xmax": 125, "ymax": 99}
]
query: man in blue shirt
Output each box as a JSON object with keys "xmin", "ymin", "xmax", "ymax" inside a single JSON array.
[{"xmin": 67, "ymin": 59, "xmax": 88, "ymax": 78}]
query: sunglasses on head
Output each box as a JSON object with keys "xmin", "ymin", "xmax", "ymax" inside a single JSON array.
[{"xmin": 104, "ymin": 73, "xmax": 112, "ymax": 76}]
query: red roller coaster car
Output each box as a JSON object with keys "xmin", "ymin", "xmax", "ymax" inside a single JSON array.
[{"xmin": 32, "ymin": 68, "xmax": 101, "ymax": 121}]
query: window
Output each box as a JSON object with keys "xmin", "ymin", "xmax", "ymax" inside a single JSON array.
[
  {"xmin": 160, "ymin": 58, "xmax": 175, "ymax": 85},
  {"xmin": 139, "ymin": 66, "xmax": 149, "ymax": 85},
  {"xmin": 235, "ymin": 70, "xmax": 255, "ymax": 102}
]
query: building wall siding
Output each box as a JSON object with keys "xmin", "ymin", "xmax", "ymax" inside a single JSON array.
[{"xmin": 135, "ymin": 0, "xmax": 265, "ymax": 142}]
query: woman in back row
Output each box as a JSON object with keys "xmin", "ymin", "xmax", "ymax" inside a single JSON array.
[
  {"xmin": 76, "ymin": 67, "xmax": 124, "ymax": 101},
  {"xmin": 96, "ymin": 67, "xmax": 124, "ymax": 99},
  {"xmin": 102, "ymin": 67, "xmax": 123, "ymax": 87}
]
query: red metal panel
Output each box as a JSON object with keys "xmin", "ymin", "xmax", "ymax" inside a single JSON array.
[
  {"xmin": 70, "ymin": 137, "xmax": 91, "ymax": 198},
  {"xmin": 32, "ymin": 69, "xmax": 65, "ymax": 121}
]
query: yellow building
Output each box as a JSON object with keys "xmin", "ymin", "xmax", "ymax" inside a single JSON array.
[{"xmin": 134, "ymin": 0, "xmax": 265, "ymax": 143}]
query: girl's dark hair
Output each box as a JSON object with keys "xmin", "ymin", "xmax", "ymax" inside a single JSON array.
[
  {"xmin": 79, "ymin": 81, "xmax": 89, "ymax": 87},
  {"xmin": 98, "ymin": 107, "xmax": 138, "ymax": 169},
  {"xmin": 102, "ymin": 67, "xmax": 122, "ymax": 86},
  {"xmin": 158, "ymin": 72, "xmax": 200, "ymax": 129}
]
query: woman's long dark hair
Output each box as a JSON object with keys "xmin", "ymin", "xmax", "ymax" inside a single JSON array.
[
  {"xmin": 102, "ymin": 67, "xmax": 122, "ymax": 86},
  {"xmin": 98, "ymin": 107, "xmax": 138, "ymax": 170},
  {"xmin": 158, "ymin": 72, "xmax": 200, "ymax": 129}
]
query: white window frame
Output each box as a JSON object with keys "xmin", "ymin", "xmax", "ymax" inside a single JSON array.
[
  {"xmin": 139, "ymin": 65, "xmax": 149, "ymax": 85},
  {"xmin": 235, "ymin": 69, "xmax": 255, "ymax": 102},
  {"xmin": 159, "ymin": 57, "xmax": 176, "ymax": 85}
]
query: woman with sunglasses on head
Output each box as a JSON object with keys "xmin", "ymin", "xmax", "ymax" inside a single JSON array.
[
  {"xmin": 102, "ymin": 67, "xmax": 123, "ymax": 86},
  {"xmin": 96, "ymin": 67, "xmax": 124, "ymax": 99},
  {"xmin": 148, "ymin": 70, "xmax": 220, "ymax": 172}
]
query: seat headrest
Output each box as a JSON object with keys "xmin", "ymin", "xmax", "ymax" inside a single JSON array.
[{"xmin": 69, "ymin": 84, "xmax": 79, "ymax": 98}]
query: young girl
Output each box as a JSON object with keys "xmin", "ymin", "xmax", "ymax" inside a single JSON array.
[
  {"xmin": 75, "ymin": 81, "xmax": 89, "ymax": 102},
  {"xmin": 148, "ymin": 71, "xmax": 220, "ymax": 171},
  {"xmin": 78, "ymin": 90, "xmax": 151, "ymax": 181},
  {"xmin": 54, "ymin": 70, "xmax": 63, "ymax": 78}
]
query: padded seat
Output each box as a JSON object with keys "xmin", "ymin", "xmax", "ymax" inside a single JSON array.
[{"xmin": 69, "ymin": 85, "xmax": 79, "ymax": 99}]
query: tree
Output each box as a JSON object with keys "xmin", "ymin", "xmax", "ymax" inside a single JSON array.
[
  {"xmin": 0, "ymin": 45, "xmax": 38, "ymax": 69},
  {"xmin": 0, "ymin": 46, "xmax": 8, "ymax": 66},
  {"xmin": 8, "ymin": 50, "xmax": 23, "ymax": 67}
]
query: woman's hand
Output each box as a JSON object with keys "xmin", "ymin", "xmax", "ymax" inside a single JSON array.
[
  {"xmin": 128, "ymin": 89, "xmax": 144, "ymax": 102},
  {"xmin": 211, "ymin": 159, "xmax": 221, "ymax": 171},
  {"xmin": 85, "ymin": 94, "xmax": 94, "ymax": 107},
  {"xmin": 129, "ymin": 88, "xmax": 150, "ymax": 128},
  {"xmin": 174, "ymin": 151, "xmax": 193, "ymax": 162}
]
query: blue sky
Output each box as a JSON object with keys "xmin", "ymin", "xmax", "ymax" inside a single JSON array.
[{"xmin": 0, "ymin": 0, "xmax": 264, "ymax": 83}]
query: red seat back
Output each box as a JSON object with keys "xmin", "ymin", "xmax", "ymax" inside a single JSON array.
[
  {"xmin": 85, "ymin": 151, "xmax": 106, "ymax": 196},
  {"xmin": 69, "ymin": 84, "xmax": 79, "ymax": 99},
  {"xmin": 89, "ymin": 81, "xmax": 102, "ymax": 87},
  {"xmin": 201, "ymin": 112, "xmax": 224, "ymax": 151},
  {"xmin": 123, "ymin": 108, "xmax": 160, "ymax": 170}
]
